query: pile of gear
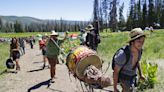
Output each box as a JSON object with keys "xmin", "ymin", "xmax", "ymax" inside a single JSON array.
[{"xmin": 66, "ymin": 46, "xmax": 112, "ymax": 88}]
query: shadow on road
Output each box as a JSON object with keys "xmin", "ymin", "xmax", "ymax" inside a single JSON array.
[
  {"xmin": 27, "ymin": 79, "xmax": 50, "ymax": 92},
  {"xmin": 27, "ymin": 68, "xmax": 43, "ymax": 72},
  {"xmin": 33, "ymin": 61, "xmax": 43, "ymax": 64},
  {"xmin": 0, "ymin": 69, "xmax": 18, "ymax": 75},
  {"xmin": 27, "ymin": 79, "xmax": 63, "ymax": 92}
]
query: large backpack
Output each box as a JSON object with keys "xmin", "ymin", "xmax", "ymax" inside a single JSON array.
[
  {"xmin": 112, "ymin": 45, "xmax": 143, "ymax": 71},
  {"xmin": 96, "ymin": 34, "xmax": 101, "ymax": 44},
  {"xmin": 112, "ymin": 45, "xmax": 130, "ymax": 70}
]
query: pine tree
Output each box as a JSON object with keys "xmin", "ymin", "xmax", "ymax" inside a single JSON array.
[
  {"xmin": 118, "ymin": 2, "xmax": 126, "ymax": 31},
  {"xmin": 109, "ymin": 0, "xmax": 118, "ymax": 32},
  {"xmin": 14, "ymin": 21, "xmax": 24, "ymax": 33},
  {"xmin": 142, "ymin": 0, "xmax": 148, "ymax": 28},
  {"xmin": 93, "ymin": 0, "xmax": 100, "ymax": 34},
  {"xmin": 126, "ymin": 0, "xmax": 135, "ymax": 30},
  {"xmin": 148, "ymin": 0, "xmax": 155, "ymax": 26}
]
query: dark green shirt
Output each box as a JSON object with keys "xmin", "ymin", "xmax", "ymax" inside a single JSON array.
[{"xmin": 46, "ymin": 39, "xmax": 64, "ymax": 58}]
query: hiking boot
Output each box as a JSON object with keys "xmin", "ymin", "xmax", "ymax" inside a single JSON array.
[
  {"xmin": 50, "ymin": 78, "xmax": 55, "ymax": 83},
  {"xmin": 42, "ymin": 64, "xmax": 46, "ymax": 69}
]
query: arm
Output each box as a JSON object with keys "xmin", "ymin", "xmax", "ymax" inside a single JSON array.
[
  {"xmin": 113, "ymin": 65, "xmax": 121, "ymax": 92},
  {"xmin": 138, "ymin": 63, "xmax": 145, "ymax": 80},
  {"xmin": 12, "ymin": 46, "xmax": 20, "ymax": 51},
  {"xmin": 63, "ymin": 31, "xmax": 68, "ymax": 40}
]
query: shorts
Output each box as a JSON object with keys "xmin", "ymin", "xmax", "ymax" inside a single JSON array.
[
  {"xmin": 12, "ymin": 51, "xmax": 20, "ymax": 61},
  {"xmin": 119, "ymin": 77, "xmax": 137, "ymax": 92},
  {"xmin": 42, "ymin": 49, "xmax": 46, "ymax": 56},
  {"xmin": 47, "ymin": 56, "xmax": 59, "ymax": 64}
]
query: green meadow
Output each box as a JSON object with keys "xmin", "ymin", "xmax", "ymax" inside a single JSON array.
[
  {"xmin": 98, "ymin": 30, "xmax": 164, "ymax": 62},
  {"xmin": 0, "ymin": 32, "xmax": 50, "ymax": 38},
  {"xmin": 0, "ymin": 42, "xmax": 10, "ymax": 77}
]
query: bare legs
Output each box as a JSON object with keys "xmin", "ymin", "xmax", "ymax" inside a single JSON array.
[
  {"xmin": 47, "ymin": 57, "xmax": 57, "ymax": 82},
  {"xmin": 15, "ymin": 59, "xmax": 20, "ymax": 70}
]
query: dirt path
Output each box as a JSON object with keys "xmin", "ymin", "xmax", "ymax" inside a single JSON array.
[{"xmin": 0, "ymin": 44, "xmax": 114, "ymax": 92}]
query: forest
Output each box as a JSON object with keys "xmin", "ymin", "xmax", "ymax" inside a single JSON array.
[{"xmin": 0, "ymin": 0, "xmax": 163, "ymax": 33}]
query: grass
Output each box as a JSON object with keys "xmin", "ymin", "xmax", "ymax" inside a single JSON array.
[
  {"xmin": 0, "ymin": 32, "xmax": 49, "ymax": 38},
  {"xmin": 97, "ymin": 30, "xmax": 164, "ymax": 92},
  {"xmin": 0, "ymin": 42, "xmax": 10, "ymax": 77},
  {"xmin": 98, "ymin": 30, "xmax": 164, "ymax": 61},
  {"xmin": 0, "ymin": 32, "xmax": 79, "ymax": 38},
  {"xmin": 97, "ymin": 32, "xmax": 129, "ymax": 62}
]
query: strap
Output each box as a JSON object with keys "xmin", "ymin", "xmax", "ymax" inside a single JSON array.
[
  {"xmin": 120, "ymin": 45, "xmax": 130, "ymax": 72},
  {"xmin": 132, "ymin": 49, "xmax": 143, "ymax": 70},
  {"xmin": 50, "ymin": 38, "xmax": 67, "ymax": 56}
]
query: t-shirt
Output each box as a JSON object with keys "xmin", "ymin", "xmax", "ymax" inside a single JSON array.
[
  {"xmin": 39, "ymin": 40, "xmax": 46, "ymax": 49},
  {"xmin": 114, "ymin": 46, "xmax": 142, "ymax": 76},
  {"xmin": 46, "ymin": 39, "xmax": 64, "ymax": 58}
]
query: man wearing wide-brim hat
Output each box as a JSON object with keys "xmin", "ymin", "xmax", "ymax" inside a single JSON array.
[
  {"xmin": 85, "ymin": 24, "xmax": 100, "ymax": 51},
  {"xmin": 127, "ymin": 28, "xmax": 146, "ymax": 43},
  {"xmin": 85, "ymin": 24, "xmax": 95, "ymax": 31},
  {"xmin": 46, "ymin": 30, "xmax": 68, "ymax": 83},
  {"xmin": 113, "ymin": 28, "xmax": 146, "ymax": 92}
]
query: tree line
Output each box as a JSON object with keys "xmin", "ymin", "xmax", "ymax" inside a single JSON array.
[
  {"xmin": 0, "ymin": 0, "xmax": 163, "ymax": 33},
  {"xmin": 93, "ymin": 0, "xmax": 164, "ymax": 32},
  {"xmin": 0, "ymin": 18, "xmax": 90, "ymax": 33}
]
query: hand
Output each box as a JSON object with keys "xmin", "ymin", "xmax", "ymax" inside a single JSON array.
[{"xmin": 140, "ymin": 74, "xmax": 146, "ymax": 81}]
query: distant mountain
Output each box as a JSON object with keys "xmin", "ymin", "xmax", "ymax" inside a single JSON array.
[
  {"xmin": 0, "ymin": 15, "xmax": 89, "ymax": 25},
  {"xmin": 0, "ymin": 15, "xmax": 45, "ymax": 25}
]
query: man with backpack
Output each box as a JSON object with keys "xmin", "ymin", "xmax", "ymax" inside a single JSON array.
[
  {"xmin": 85, "ymin": 24, "xmax": 101, "ymax": 51},
  {"xmin": 113, "ymin": 28, "xmax": 146, "ymax": 92}
]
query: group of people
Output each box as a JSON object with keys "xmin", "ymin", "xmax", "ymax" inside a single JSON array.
[
  {"xmin": 10, "ymin": 36, "xmax": 37, "ymax": 72},
  {"xmin": 9, "ymin": 24, "xmax": 147, "ymax": 92}
]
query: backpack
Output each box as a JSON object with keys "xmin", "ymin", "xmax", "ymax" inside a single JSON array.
[
  {"xmin": 6, "ymin": 58, "xmax": 15, "ymax": 69},
  {"xmin": 96, "ymin": 34, "xmax": 101, "ymax": 44},
  {"xmin": 112, "ymin": 45, "xmax": 130, "ymax": 70},
  {"xmin": 112, "ymin": 45, "xmax": 143, "ymax": 70}
]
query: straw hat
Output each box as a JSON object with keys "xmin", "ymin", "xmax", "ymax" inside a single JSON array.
[
  {"xmin": 128, "ymin": 28, "xmax": 146, "ymax": 42},
  {"xmin": 85, "ymin": 24, "xmax": 94, "ymax": 31},
  {"xmin": 50, "ymin": 30, "xmax": 58, "ymax": 36}
]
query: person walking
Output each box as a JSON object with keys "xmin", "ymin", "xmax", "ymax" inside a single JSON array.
[
  {"xmin": 85, "ymin": 24, "xmax": 100, "ymax": 51},
  {"xmin": 39, "ymin": 36, "xmax": 48, "ymax": 69},
  {"xmin": 79, "ymin": 29, "xmax": 87, "ymax": 45},
  {"xmin": 113, "ymin": 28, "xmax": 146, "ymax": 92},
  {"xmin": 19, "ymin": 38, "xmax": 25, "ymax": 55},
  {"xmin": 46, "ymin": 30, "xmax": 68, "ymax": 83},
  {"xmin": 29, "ymin": 36, "xmax": 34, "ymax": 49},
  {"xmin": 10, "ymin": 37, "xmax": 21, "ymax": 71}
]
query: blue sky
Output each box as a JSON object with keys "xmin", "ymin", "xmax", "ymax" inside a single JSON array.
[{"xmin": 0, "ymin": 0, "xmax": 129, "ymax": 21}]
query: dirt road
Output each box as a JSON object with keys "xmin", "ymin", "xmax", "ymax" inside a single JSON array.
[{"xmin": 0, "ymin": 44, "xmax": 114, "ymax": 92}]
